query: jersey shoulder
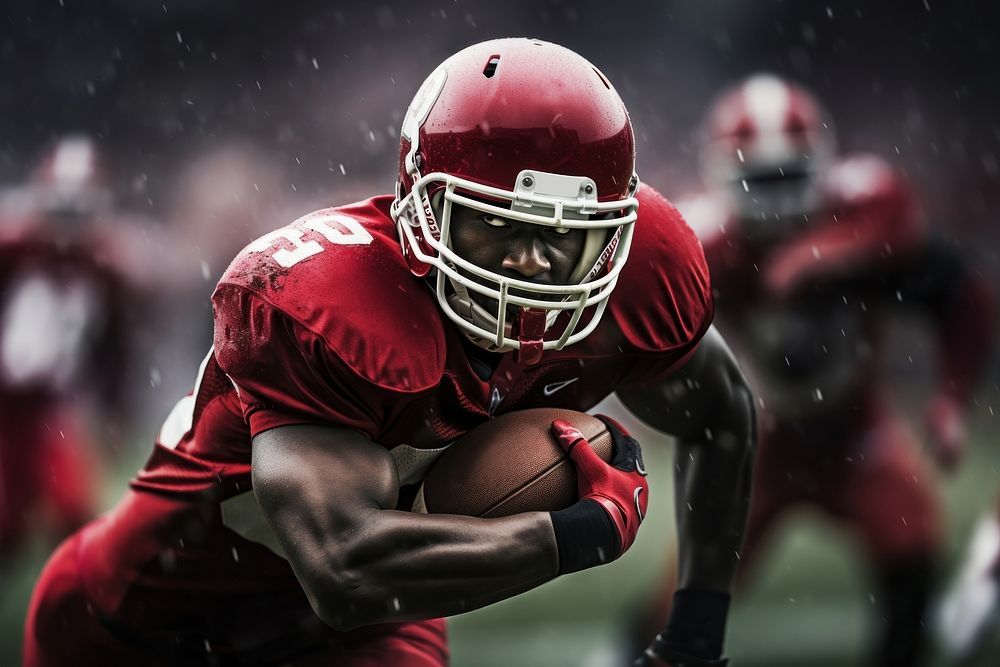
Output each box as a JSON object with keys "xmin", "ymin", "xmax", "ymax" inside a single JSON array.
[
  {"xmin": 820, "ymin": 152, "xmax": 923, "ymax": 246},
  {"xmin": 213, "ymin": 195, "xmax": 446, "ymax": 391},
  {"xmin": 606, "ymin": 184, "xmax": 714, "ymax": 353},
  {"xmin": 823, "ymin": 153, "xmax": 915, "ymax": 213}
]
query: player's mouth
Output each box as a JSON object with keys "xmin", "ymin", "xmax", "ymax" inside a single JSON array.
[{"xmin": 467, "ymin": 284, "xmax": 565, "ymax": 319}]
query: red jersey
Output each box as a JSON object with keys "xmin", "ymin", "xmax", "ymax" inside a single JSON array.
[
  {"xmin": 83, "ymin": 185, "xmax": 710, "ymax": 652},
  {"xmin": 0, "ymin": 230, "xmax": 128, "ymax": 399}
]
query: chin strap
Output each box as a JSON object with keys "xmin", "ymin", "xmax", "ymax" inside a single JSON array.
[
  {"xmin": 512, "ymin": 308, "xmax": 546, "ymax": 365},
  {"xmin": 446, "ymin": 291, "xmax": 552, "ymax": 364}
]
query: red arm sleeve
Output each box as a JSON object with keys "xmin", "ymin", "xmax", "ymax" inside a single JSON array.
[
  {"xmin": 940, "ymin": 270, "xmax": 997, "ymax": 402},
  {"xmin": 847, "ymin": 237, "xmax": 996, "ymax": 404},
  {"xmin": 894, "ymin": 241, "xmax": 999, "ymax": 403}
]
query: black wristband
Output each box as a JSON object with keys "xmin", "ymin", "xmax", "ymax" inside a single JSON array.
[
  {"xmin": 660, "ymin": 588, "xmax": 731, "ymax": 661},
  {"xmin": 548, "ymin": 499, "xmax": 620, "ymax": 575},
  {"xmin": 640, "ymin": 641, "xmax": 730, "ymax": 667}
]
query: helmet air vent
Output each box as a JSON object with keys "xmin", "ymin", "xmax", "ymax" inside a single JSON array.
[{"xmin": 483, "ymin": 55, "xmax": 500, "ymax": 78}]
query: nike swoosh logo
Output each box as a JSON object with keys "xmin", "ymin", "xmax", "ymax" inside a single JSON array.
[
  {"xmin": 542, "ymin": 377, "xmax": 579, "ymax": 397},
  {"xmin": 634, "ymin": 487, "xmax": 645, "ymax": 522},
  {"xmin": 488, "ymin": 386, "xmax": 504, "ymax": 415}
]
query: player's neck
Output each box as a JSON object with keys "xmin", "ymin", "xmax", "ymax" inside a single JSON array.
[{"xmin": 459, "ymin": 335, "xmax": 506, "ymax": 381}]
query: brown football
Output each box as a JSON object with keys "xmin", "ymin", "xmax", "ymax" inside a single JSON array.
[{"xmin": 412, "ymin": 408, "xmax": 613, "ymax": 518}]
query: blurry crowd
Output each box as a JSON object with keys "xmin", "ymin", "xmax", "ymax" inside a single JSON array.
[{"xmin": 2, "ymin": 1, "xmax": 1000, "ymax": 666}]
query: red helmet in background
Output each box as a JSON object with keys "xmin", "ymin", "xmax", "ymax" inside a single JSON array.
[
  {"xmin": 31, "ymin": 134, "xmax": 112, "ymax": 222},
  {"xmin": 700, "ymin": 74, "xmax": 835, "ymax": 225},
  {"xmin": 391, "ymin": 38, "xmax": 639, "ymax": 356}
]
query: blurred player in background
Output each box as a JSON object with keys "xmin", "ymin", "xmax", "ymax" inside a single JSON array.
[
  {"xmin": 631, "ymin": 74, "xmax": 996, "ymax": 667},
  {"xmin": 24, "ymin": 39, "xmax": 755, "ymax": 666},
  {"xmin": 0, "ymin": 135, "xmax": 134, "ymax": 560}
]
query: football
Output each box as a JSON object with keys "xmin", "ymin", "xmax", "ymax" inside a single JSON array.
[{"xmin": 412, "ymin": 408, "xmax": 613, "ymax": 517}]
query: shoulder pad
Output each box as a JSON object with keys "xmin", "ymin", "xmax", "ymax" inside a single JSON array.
[
  {"xmin": 213, "ymin": 196, "xmax": 446, "ymax": 391},
  {"xmin": 821, "ymin": 153, "xmax": 923, "ymax": 246},
  {"xmin": 824, "ymin": 153, "xmax": 910, "ymax": 209},
  {"xmin": 608, "ymin": 185, "xmax": 714, "ymax": 353}
]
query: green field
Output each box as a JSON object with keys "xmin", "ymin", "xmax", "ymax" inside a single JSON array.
[{"xmin": 3, "ymin": 408, "xmax": 998, "ymax": 666}]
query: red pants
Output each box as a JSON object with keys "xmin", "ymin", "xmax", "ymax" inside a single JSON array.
[
  {"xmin": 0, "ymin": 402, "xmax": 96, "ymax": 556},
  {"xmin": 741, "ymin": 412, "xmax": 941, "ymax": 572},
  {"xmin": 24, "ymin": 520, "xmax": 449, "ymax": 666}
]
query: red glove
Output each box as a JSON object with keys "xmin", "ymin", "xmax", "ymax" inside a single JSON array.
[{"xmin": 551, "ymin": 415, "xmax": 649, "ymax": 559}]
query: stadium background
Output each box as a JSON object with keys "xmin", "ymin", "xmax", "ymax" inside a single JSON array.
[{"xmin": 2, "ymin": 1, "xmax": 999, "ymax": 664}]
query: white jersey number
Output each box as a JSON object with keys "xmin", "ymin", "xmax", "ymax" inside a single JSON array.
[{"xmin": 247, "ymin": 214, "xmax": 373, "ymax": 268}]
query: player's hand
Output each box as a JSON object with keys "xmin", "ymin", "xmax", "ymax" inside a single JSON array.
[
  {"xmin": 551, "ymin": 415, "xmax": 648, "ymax": 558},
  {"xmin": 925, "ymin": 393, "xmax": 967, "ymax": 472},
  {"xmin": 633, "ymin": 637, "xmax": 730, "ymax": 666}
]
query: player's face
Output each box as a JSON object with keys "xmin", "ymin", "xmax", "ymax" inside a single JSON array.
[
  {"xmin": 725, "ymin": 165, "xmax": 823, "ymax": 239},
  {"xmin": 448, "ymin": 203, "xmax": 586, "ymax": 312}
]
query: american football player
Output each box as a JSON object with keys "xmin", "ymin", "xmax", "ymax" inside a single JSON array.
[
  {"xmin": 632, "ymin": 74, "xmax": 996, "ymax": 667},
  {"xmin": 0, "ymin": 135, "xmax": 131, "ymax": 560},
  {"xmin": 24, "ymin": 40, "xmax": 754, "ymax": 666}
]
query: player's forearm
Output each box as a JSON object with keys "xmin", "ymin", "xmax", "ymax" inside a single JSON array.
[
  {"xmin": 891, "ymin": 241, "xmax": 998, "ymax": 402},
  {"xmin": 935, "ymin": 272, "xmax": 997, "ymax": 403},
  {"xmin": 252, "ymin": 424, "xmax": 563, "ymax": 631},
  {"xmin": 674, "ymin": 384, "xmax": 755, "ymax": 592},
  {"xmin": 615, "ymin": 327, "xmax": 756, "ymax": 588},
  {"xmin": 306, "ymin": 508, "xmax": 558, "ymax": 630}
]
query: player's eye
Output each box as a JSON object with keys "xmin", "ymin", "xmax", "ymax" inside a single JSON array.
[
  {"xmin": 480, "ymin": 214, "xmax": 511, "ymax": 228},
  {"xmin": 547, "ymin": 225, "xmax": 571, "ymax": 235}
]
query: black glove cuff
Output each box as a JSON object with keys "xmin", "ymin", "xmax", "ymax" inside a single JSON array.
[
  {"xmin": 659, "ymin": 588, "xmax": 731, "ymax": 661},
  {"xmin": 548, "ymin": 499, "xmax": 619, "ymax": 575},
  {"xmin": 641, "ymin": 640, "xmax": 730, "ymax": 666}
]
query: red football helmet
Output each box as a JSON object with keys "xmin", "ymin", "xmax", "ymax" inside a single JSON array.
[
  {"xmin": 31, "ymin": 134, "xmax": 112, "ymax": 221},
  {"xmin": 700, "ymin": 74, "xmax": 835, "ymax": 225},
  {"xmin": 391, "ymin": 38, "xmax": 639, "ymax": 357}
]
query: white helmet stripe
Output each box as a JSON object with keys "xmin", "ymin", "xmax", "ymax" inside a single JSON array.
[{"xmin": 742, "ymin": 75, "xmax": 791, "ymax": 134}]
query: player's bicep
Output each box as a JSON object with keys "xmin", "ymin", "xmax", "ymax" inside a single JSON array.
[
  {"xmin": 251, "ymin": 424, "xmax": 400, "ymax": 553},
  {"xmin": 616, "ymin": 326, "xmax": 751, "ymax": 439}
]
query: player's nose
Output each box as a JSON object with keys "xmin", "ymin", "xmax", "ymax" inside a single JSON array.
[{"xmin": 501, "ymin": 238, "xmax": 551, "ymax": 280}]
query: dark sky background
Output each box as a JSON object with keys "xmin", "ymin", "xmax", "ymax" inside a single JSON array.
[{"xmin": 3, "ymin": 0, "xmax": 999, "ymax": 254}]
